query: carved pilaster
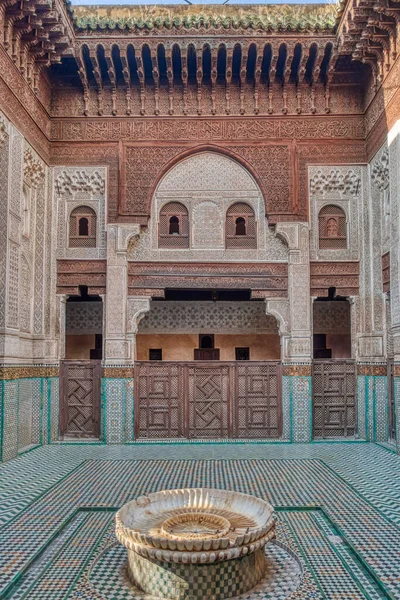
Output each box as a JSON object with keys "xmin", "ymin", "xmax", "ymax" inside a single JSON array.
[
  {"xmin": 104, "ymin": 224, "xmax": 142, "ymax": 365},
  {"xmin": 389, "ymin": 121, "xmax": 400, "ymax": 361},
  {"xmin": 275, "ymin": 222, "xmax": 312, "ymax": 361}
]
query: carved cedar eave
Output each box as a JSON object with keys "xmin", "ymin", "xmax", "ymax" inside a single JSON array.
[
  {"xmin": 68, "ymin": 37, "xmax": 340, "ymax": 118},
  {"xmin": 310, "ymin": 261, "xmax": 360, "ymax": 296},
  {"xmin": 57, "ymin": 259, "xmax": 107, "ymax": 295},
  {"xmin": 127, "ymin": 262, "xmax": 288, "ymax": 299},
  {"xmin": 0, "ymin": 0, "xmax": 74, "ymax": 94},
  {"xmin": 336, "ymin": 0, "xmax": 398, "ymax": 90}
]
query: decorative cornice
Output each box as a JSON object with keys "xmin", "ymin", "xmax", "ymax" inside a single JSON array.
[
  {"xmin": 357, "ymin": 364, "xmax": 387, "ymax": 376},
  {"xmin": 371, "ymin": 147, "xmax": 389, "ymax": 191},
  {"xmin": 55, "ymin": 169, "xmax": 105, "ymax": 196},
  {"xmin": 309, "ymin": 168, "xmax": 361, "ymax": 196},
  {"xmin": 102, "ymin": 367, "xmax": 134, "ymax": 379},
  {"xmin": 0, "ymin": 366, "xmax": 59, "ymax": 380},
  {"xmin": 71, "ymin": 4, "xmax": 337, "ymax": 33},
  {"xmin": 282, "ymin": 365, "xmax": 312, "ymax": 376},
  {"xmin": 23, "ymin": 149, "xmax": 45, "ymax": 188}
]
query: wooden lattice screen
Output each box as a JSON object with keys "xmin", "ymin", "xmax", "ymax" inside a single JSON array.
[
  {"xmin": 312, "ymin": 360, "xmax": 356, "ymax": 438},
  {"xmin": 135, "ymin": 361, "xmax": 282, "ymax": 439},
  {"xmin": 225, "ymin": 202, "xmax": 257, "ymax": 249},
  {"xmin": 158, "ymin": 202, "xmax": 189, "ymax": 248},
  {"xmin": 318, "ymin": 205, "xmax": 347, "ymax": 249}
]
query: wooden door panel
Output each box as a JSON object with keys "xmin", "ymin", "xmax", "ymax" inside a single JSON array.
[
  {"xmin": 234, "ymin": 362, "xmax": 282, "ymax": 438},
  {"xmin": 60, "ymin": 360, "xmax": 101, "ymax": 438},
  {"xmin": 313, "ymin": 360, "xmax": 356, "ymax": 438},
  {"xmin": 134, "ymin": 361, "xmax": 283, "ymax": 440},
  {"xmin": 187, "ymin": 364, "xmax": 230, "ymax": 438},
  {"xmin": 135, "ymin": 362, "xmax": 184, "ymax": 439}
]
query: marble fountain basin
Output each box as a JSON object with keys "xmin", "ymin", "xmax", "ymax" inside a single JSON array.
[{"xmin": 116, "ymin": 488, "xmax": 276, "ymax": 600}]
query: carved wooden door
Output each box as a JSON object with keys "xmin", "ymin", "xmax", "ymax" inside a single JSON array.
[
  {"xmin": 135, "ymin": 362, "xmax": 185, "ymax": 439},
  {"xmin": 388, "ymin": 361, "xmax": 396, "ymax": 443},
  {"xmin": 134, "ymin": 361, "xmax": 283, "ymax": 440},
  {"xmin": 234, "ymin": 362, "xmax": 282, "ymax": 438},
  {"xmin": 60, "ymin": 361, "xmax": 101, "ymax": 438},
  {"xmin": 312, "ymin": 360, "xmax": 356, "ymax": 438},
  {"xmin": 187, "ymin": 364, "xmax": 230, "ymax": 438}
]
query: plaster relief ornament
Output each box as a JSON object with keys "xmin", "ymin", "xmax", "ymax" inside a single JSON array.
[
  {"xmin": 55, "ymin": 169, "xmax": 105, "ymax": 196},
  {"xmin": 23, "ymin": 149, "xmax": 45, "ymax": 188},
  {"xmin": 116, "ymin": 488, "xmax": 276, "ymax": 600},
  {"xmin": 371, "ymin": 148, "xmax": 389, "ymax": 191},
  {"xmin": 0, "ymin": 117, "xmax": 7, "ymax": 146},
  {"xmin": 309, "ymin": 168, "xmax": 360, "ymax": 196}
]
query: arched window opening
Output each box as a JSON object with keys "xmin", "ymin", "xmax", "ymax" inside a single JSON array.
[
  {"xmin": 169, "ymin": 216, "xmax": 180, "ymax": 235},
  {"xmin": 318, "ymin": 205, "xmax": 347, "ymax": 249},
  {"xmin": 226, "ymin": 202, "xmax": 256, "ymax": 249},
  {"xmin": 69, "ymin": 206, "xmax": 97, "ymax": 248},
  {"xmin": 78, "ymin": 217, "xmax": 89, "ymax": 236},
  {"xmin": 235, "ymin": 217, "xmax": 246, "ymax": 236},
  {"xmin": 159, "ymin": 202, "xmax": 189, "ymax": 248}
]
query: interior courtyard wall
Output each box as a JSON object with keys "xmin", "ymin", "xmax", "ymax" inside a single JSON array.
[
  {"xmin": 0, "ymin": 111, "xmax": 58, "ymax": 462},
  {"xmin": 388, "ymin": 121, "xmax": 400, "ymax": 452}
]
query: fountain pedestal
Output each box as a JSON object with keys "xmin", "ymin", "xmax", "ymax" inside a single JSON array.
[{"xmin": 116, "ymin": 489, "xmax": 276, "ymax": 600}]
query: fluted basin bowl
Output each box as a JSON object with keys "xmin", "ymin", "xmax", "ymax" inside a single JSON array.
[{"xmin": 116, "ymin": 488, "xmax": 276, "ymax": 600}]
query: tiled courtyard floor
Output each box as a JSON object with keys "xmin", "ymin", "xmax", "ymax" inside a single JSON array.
[{"xmin": 0, "ymin": 442, "xmax": 399, "ymax": 599}]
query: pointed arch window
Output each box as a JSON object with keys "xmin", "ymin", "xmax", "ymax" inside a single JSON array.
[
  {"xmin": 69, "ymin": 206, "xmax": 97, "ymax": 248},
  {"xmin": 226, "ymin": 203, "xmax": 256, "ymax": 249},
  {"xmin": 318, "ymin": 205, "xmax": 347, "ymax": 249},
  {"xmin": 159, "ymin": 202, "xmax": 189, "ymax": 248}
]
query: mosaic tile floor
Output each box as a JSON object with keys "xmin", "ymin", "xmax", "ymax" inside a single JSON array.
[{"xmin": 0, "ymin": 442, "xmax": 399, "ymax": 599}]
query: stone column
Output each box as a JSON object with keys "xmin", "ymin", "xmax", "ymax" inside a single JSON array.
[
  {"xmin": 103, "ymin": 224, "xmax": 142, "ymax": 444},
  {"xmin": 389, "ymin": 120, "xmax": 400, "ymax": 452},
  {"xmin": 275, "ymin": 222, "xmax": 312, "ymax": 442}
]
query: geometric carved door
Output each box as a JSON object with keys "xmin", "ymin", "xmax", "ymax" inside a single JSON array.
[
  {"xmin": 60, "ymin": 360, "xmax": 101, "ymax": 438},
  {"xmin": 235, "ymin": 362, "xmax": 281, "ymax": 438},
  {"xmin": 135, "ymin": 362, "xmax": 184, "ymax": 439},
  {"xmin": 134, "ymin": 361, "xmax": 282, "ymax": 440},
  {"xmin": 312, "ymin": 360, "xmax": 356, "ymax": 438},
  {"xmin": 187, "ymin": 364, "xmax": 230, "ymax": 438}
]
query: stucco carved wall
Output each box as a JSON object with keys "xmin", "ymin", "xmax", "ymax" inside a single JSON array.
[
  {"xmin": 138, "ymin": 301, "xmax": 279, "ymax": 334},
  {"xmin": 0, "ymin": 111, "xmax": 58, "ymax": 363},
  {"xmin": 128, "ymin": 151, "xmax": 288, "ymax": 263},
  {"xmin": 309, "ymin": 165, "xmax": 362, "ymax": 262},
  {"xmin": 54, "ymin": 166, "xmax": 107, "ymax": 260}
]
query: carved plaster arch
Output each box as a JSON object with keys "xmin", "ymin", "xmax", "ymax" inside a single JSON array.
[
  {"xmin": 265, "ymin": 299, "xmax": 290, "ymax": 336},
  {"xmin": 150, "ymin": 145, "xmax": 267, "ymax": 212},
  {"xmin": 127, "ymin": 298, "xmax": 151, "ymax": 334}
]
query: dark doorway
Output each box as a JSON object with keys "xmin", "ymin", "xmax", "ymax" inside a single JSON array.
[{"xmin": 60, "ymin": 288, "xmax": 103, "ymax": 439}]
